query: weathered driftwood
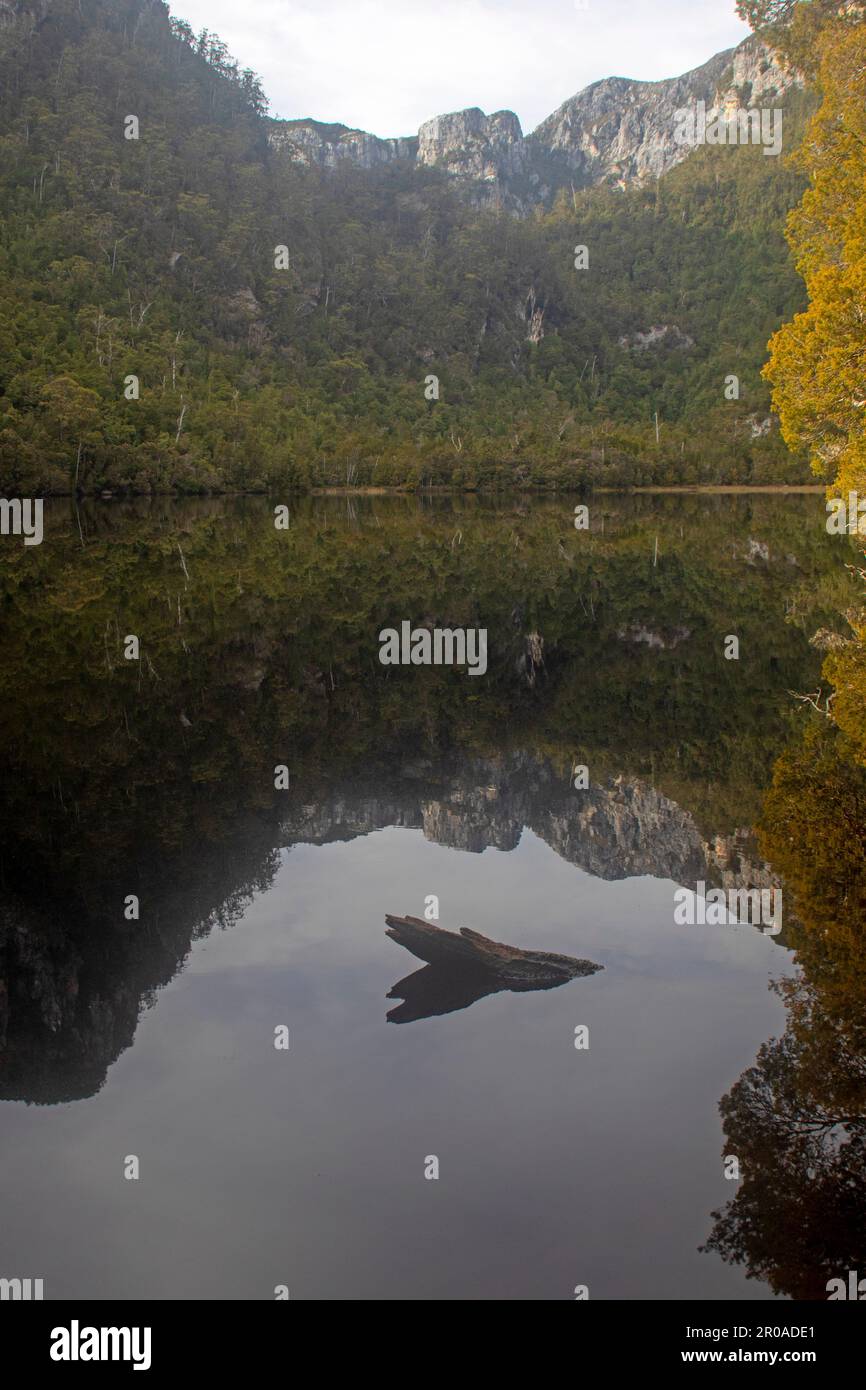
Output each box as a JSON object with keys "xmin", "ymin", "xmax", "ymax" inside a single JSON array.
[{"xmin": 384, "ymin": 914, "xmax": 601, "ymax": 989}]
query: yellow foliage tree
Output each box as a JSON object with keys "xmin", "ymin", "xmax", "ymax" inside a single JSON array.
[{"xmin": 763, "ymin": 16, "xmax": 866, "ymax": 496}]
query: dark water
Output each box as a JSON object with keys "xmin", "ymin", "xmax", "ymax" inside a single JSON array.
[{"xmin": 0, "ymin": 493, "xmax": 860, "ymax": 1300}]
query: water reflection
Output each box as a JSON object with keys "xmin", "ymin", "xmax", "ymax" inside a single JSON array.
[
  {"xmin": 384, "ymin": 911, "xmax": 601, "ymax": 1022},
  {"xmin": 0, "ymin": 493, "xmax": 861, "ymax": 1298},
  {"xmin": 703, "ymin": 719, "xmax": 866, "ymax": 1299}
]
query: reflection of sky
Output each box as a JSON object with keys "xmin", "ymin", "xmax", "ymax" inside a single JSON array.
[{"xmin": 2, "ymin": 827, "xmax": 793, "ymax": 1300}]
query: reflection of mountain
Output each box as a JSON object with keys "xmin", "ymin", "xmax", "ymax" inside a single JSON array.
[
  {"xmin": 0, "ymin": 823, "xmax": 281, "ymax": 1105},
  {"xmin": 0, "ymin": 752, "xmax": 779, "ymax": 1104},
  {"xmin": 282, "ymin": 754, "xmax": 777, "ymax": 892},
  {"xmin": 0, "ymin": 494, "xmax": 841, "ymax": 1104}
]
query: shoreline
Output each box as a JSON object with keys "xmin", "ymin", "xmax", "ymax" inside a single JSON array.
[
  {"xmin": 35, "ymin": 482, "xmax": 826, "ymax": 501},
  {"xmin": 619, "ymin": 484, "xmax": 825, "ymax": 495}
]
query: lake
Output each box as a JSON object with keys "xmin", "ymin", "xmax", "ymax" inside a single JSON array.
[{"xmin": 0, "ymin": 492, "xmax": 859, "ymax": 1300}]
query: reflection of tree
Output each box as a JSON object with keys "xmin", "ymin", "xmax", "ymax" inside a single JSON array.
[
  {"xmin": 760, "ymin": 725, "xmax": 866, "ymax": 1043},
  {"xmin": 703, "ymin": 722, "xmax": 866, "ymax": 1299},
  {"xmin": 702, "ymin": 991, "xmax": 866, "ymax": 1299},
  {"xmin": 727, "ymin": 0, "xmax": 866, "ymax": 1289}
]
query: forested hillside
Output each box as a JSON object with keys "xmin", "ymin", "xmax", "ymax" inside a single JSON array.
[{"xmin": 0, "ymin": 0, "xmax": 815, "ymax": 494}]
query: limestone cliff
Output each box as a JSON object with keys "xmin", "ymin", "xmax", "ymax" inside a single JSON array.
[
  {"xmin": 530, "ymin": 35, "xmax": 798, "ymax": 189},
  {"xmin": 416, "ymin": 107, "xmax": 527, "ymax": 183},
  {"xmin": 267, "ymin": 36, "xmax": 800, "ymax": 206},
  {"xmin": 268, "ymin": 118, "xmax": 417, "ymax": 169}
]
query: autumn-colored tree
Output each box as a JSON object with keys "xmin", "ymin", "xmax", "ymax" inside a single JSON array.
[{"xmin": 761, "ymin": 12, "xmax": 866, "ymax": 494}]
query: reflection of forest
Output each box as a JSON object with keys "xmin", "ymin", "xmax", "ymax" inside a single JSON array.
[
  {"xmin": 704, "ymin": 622, "xmax": 866, "ymax": 1299},
  {"xmin": 0, "ymin": 495, "xmax": 855, "ymax": 1108}
]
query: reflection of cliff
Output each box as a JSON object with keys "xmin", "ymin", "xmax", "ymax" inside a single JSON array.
[
  {"xmin": 0, "ymin": 495, "xmax": 836, "ymax": 1104},
  {"xmin": 0, "ymin": 825, "xmax": 281, "ymax": 1104},
  {"xmin": 281, "ymin": 754, "xmax": 777, "ymax": 892},
  {"xmin": 0, "ymin": 897, "xmax": 140, "ymax": 1104},
  {"xmin": 0, "ymin": 751, "xmax": 780, "ymax": 1105}
]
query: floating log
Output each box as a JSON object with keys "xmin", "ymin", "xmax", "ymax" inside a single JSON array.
[{"xmin": 384, "ymin": 913, "xmax": 602, "ymax": 991}]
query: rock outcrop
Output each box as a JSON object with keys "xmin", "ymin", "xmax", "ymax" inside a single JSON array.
[
  {"xmin": 529, "ymin": 35, "xmax": 798, "ymax": 190},
  {"xmin": 268, "ymin": 119, "xmax": 417, "ymax": 170},
  {"xmin": 416, "ymin": 107, "xmax": 527, "ymax": 183},
  {"xmin": 267, "ymin": 36, "xmax": 800, "ymax": 207}
]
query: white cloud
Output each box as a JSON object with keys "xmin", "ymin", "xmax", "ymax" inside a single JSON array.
[{"xmin": 169, "ymin": 0, "xmax": 751, "ymax": 136}]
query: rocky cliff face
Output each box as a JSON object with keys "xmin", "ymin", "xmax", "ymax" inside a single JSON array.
[
  {"xmin": 416, "ymin": 107, "xmax": 527, "ymax": 182},
  {"xmin": 268, "ymin": 36, "xmax": 799, "ymax": 206},
  {"xmin": 530, "ymin": 35, "xmax": 798, "ymax": 189},
  {"xmin": 268, "ymin": 118, "xmax": 417, "ymax": 170}
]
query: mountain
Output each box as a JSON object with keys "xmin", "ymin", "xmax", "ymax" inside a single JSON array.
[
  {"xmin": 268, "ymin": 118, "xmax": 418, "ymax": 171},
  {"xmin": 0, "ymin": 0, "xmax": 813, "ymax": 495},
  {"xmin": 269, "ymin": 35, "xmax": 800, "ymax": 208},
  {"xmin": 529, "ymin": 35, "xmax": 798, "ymax": 191}
]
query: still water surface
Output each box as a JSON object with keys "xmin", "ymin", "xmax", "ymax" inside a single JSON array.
[{"xmin": 0, "ymin": 493, "xmax": 854, "ymax": 1299}]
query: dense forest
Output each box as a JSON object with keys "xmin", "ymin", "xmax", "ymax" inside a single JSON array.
[{"xmin": 0, "ymin": 0, "xmax": 818, "ymax": 494}]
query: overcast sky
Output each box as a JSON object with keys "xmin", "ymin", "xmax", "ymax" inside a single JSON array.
[{"xmin": 170, "ymin": 0, "xmax": 752, "ymax": 136}]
